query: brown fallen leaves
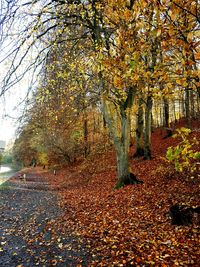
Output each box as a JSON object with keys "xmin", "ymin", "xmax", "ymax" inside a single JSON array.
[{"xmin": 28, "ymin": 120, "xmax": 200, "ymax": 266}]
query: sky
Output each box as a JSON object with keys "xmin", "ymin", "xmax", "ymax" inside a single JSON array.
[
  {"xmin": 0, "ymin": 116, "xmax": 16, "ymax": 142},
  {"xmin": 0, "ymin": 95, "xmax": 19, "ymax": 143},
  {"xmin": 0, "ymin": 1, "xmax": 30, "ymax": 144},
  {"xmin": 0, "ymin": 88, "xmax": 28, "ymax": 144}
]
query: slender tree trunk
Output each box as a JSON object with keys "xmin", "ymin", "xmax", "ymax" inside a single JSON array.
[
  {"xmin": 197, "ymin": 93, "xmax": 200, "ymax": 113},
  {"xmin": 144, "ymin": 96, "xmax": 153, "ymax": 159},
  {"xmin": 160, "ymin": 100, "xmax": 164, "ymax": 127},
  {"xmin": 163, "ymin": 96, "xmax": 170, "ymax": 127},
  {"xmin": 83, "ymin": 112, "xmax": 89, "ymax": 157},
  {"xmin": 103, "ymin": 116, "xmax": 106, "ymax": 129},
  {"xmin": 134, "ymin": 98, "xmax": 144, "ymax": 157},
  {"xmin": 190, "ymin": 91, "xmax": 195, "ymax": 118},
  {"xmin": 173, "ymin": 100, "xmax": 177, "ymax": 122},
  {"xmin": 179, "ymin": 97, "xmax": 182, "ymax": 119},
  {"xmin": 185, "ymin": 88, "xmax": 191, "ymax": 128},
  {"xmin": 182, "ymin": 93, "xmax": 185, "ymax": 116}
]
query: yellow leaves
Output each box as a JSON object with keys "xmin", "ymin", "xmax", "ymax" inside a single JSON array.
[
  {"xmin": 166, "ymin": 82, "xmax": 173, "ymax": 89},
  {"xmin": 194, "ymin": 30, "xmax": 200, "ymax": 38},
  {"xmin": 176, "ymin": 79, "xmax": 183, "ymax": 86},
  {"xmin": 156, "ymin": 28, "xmax": 162, "ymax": 37},
  {"xmin": 124, "ymin": 54, "xmax": 130, "ymax": 63},
  {"xmin": 133, "ymin": 73, "xmax": 140, "ymax": 83},
  {"xmin": 143, "ymin": 71, "xmax": 151, "ymax": 79},
  {"xmin": 187, "ymin": 32, "xmax": 193, "ymax": 42},
  {"xmin": 113, "ymin": 76, "xmax": 123, "ymax": 89}
]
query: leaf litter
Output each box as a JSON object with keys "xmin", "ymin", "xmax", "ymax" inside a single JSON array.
[{"xmin": 0, "ymin": 119, "xmax": 199, "ymax": 266}]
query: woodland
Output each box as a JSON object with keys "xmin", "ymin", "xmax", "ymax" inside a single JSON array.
[{"xmin": 0, "ymin": 0, "xmax": 200, "ymax": 266}]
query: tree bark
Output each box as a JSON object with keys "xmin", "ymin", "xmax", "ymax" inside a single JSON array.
[
  {"xmin": 190, "ymin": 91, "xmax": 195, "ymax": 118},
  {"xmin": 185, "ymin": 88, "xmax": 191, "ymax": 129},
  {"xmin": 102, "ymin": 88, "xmax": 136, "ymax": 186},
  {"xmin": 144, "ymin": 95, "xmax": 153, "ymax": 159},
  {"xmin": 134, "ymin": 98, "xmax": 144, "ymax": 157},
  {"xmin": 116, "ymin": 107, "xmax": 131, "ymax": 184},
  {"xmin": 83, "ymin": 112, "xmax": 89, "ymax": 157}
]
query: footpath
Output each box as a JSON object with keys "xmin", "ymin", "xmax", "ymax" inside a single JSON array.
[{"xmin": 0, "ymin": 169, "xmax": 90, "ymax": 267}]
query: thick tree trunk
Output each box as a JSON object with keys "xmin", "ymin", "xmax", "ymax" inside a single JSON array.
[
  {"xmin": 144, "ymin": 96, "xmax": 153, "ymax": 159},
  {"xmin": 116, "ymin": 137, "xmax": 130, "ymax": 184},
  {"xmin": 102, "ymin": 90, "xmax": 136, "ymax": 186},
  {"xmin": 134, "ymin": 98, "xmax": 144, "ymax": 157},
  {"xmin": 117, "ymin": 107, "xmax": 131, "ymax": 184}
]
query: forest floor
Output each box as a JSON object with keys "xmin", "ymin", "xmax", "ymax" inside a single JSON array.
[{"xmin": 1, "ymin": 119, "xmax": 200, "ymax": 266}]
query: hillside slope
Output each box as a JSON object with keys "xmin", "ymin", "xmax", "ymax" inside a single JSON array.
[{"xmin": 42, "ymin": 119, "xmax": 200, "ymax": 266}]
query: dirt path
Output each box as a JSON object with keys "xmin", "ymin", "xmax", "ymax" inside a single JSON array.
[{"xmin": 0, "ymin": 171, "xmax": 90, "ymax": 267}]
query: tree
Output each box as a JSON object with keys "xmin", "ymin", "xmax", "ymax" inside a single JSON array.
[{"xmin": 1, "ymin": 0, "xmax": 200, "ymax": 186}]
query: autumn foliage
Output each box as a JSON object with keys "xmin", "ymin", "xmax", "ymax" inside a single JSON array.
[
  {"xmin": 0, "ymin": 0, "xmax": 200, "ymax": 265},
  {"xmin": 34, "ymin": 119, "xmax": 199, "ymax": 266}
]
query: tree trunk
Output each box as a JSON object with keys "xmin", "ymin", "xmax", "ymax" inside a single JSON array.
[
  {"xmin": 144, "ymin": 95, "xmax": 153, "ymax": 159},
  {"xmin": 116, "ymin": 144, "xmax": 130, "ymax": 183},
  {"xmin": 103, "ymin": 116, "xmax": 106, "ymax": 129},
  {"xmin": 197, "ymin": 93, "xmax": 200, "ymax": 113},
  {"xmin": 163, "ymin": 96, "xmax": 169, "ymax": 127},
  {"xmin": 185, "ymin": 88, "xmax": 191, "ymax": 128},
  {"xmin": 118, "ymin": 106, "xmax": 131, "ymax": 182},
  {"xmin": 134, "ymin": 98, "xmax": 144, "ymax": 157},
  {"xmin": 190, "ymin": 91, "xmax": 195, "ymax": 118},
  {"xmin": 102, "ymin": 89, "xmax": 136, "ymax": 186},
  {"xmin": 182, "ymin": 93, "xmax": 185, "ymax": 116},
  {"xmin": 83, "ymin": 112, "xmax": 89, "ymax": 157}
]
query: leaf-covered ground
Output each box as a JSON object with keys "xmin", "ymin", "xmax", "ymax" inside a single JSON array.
[
  {"xmin": 44, "ymin": 121, "xmax": 200, "ymax": 266},
  {"xmin": 1, "ymin": 120, "xmax": 199, "ymax": 266}
]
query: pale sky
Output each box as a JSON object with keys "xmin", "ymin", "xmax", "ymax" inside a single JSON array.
[
  {"xmin": 0, "ymin": 1, "xmax": 37, "ymax": 144},
  {"xmin": 0, "ymin": 95, "xmax": 18, "ymax": 143},
  {"xmin": 0, "ymin": 87, "xmax": 28, "ymax": 143},
  {"xmin": 0, "ymin": 118, "xmax": 16, "ymax": 143}
]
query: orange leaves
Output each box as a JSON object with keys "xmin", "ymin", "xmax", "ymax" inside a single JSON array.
[
  {"xmin": 156, "ymin": 28, "xmax": 162, "ymax": 37},
  {"xmin": 15, "ymin": 122, "xmax": 197, "ymax": 266},
  {"xmin": 113, "ymin": 75, "xmax": 124, "ymax": 89},
  {"xmin": 38, "ymin": 128, "xmax": 198, "ymax": 265},
  {"xmin": 194, "ymin": 52, "xmax": 200, "ymax": 61}
]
